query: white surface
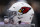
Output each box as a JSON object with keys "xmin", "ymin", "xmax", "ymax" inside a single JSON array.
[
  {"xmin": 9, "ymin": 2, "xmax": 34, "ymax": 24},
  {"xmin": 0, "ymin": 24, "xmax": 31, "ymax": 27}
]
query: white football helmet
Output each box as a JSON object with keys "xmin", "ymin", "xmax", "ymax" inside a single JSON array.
[{"xmin": 9, "ymin": 2, "xmax": 34, "ymax": 24}]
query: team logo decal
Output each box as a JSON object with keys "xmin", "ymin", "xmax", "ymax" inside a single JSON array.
[{"xmin": 18, "ymin": 7, "xmax": 31, "ymax": 14}]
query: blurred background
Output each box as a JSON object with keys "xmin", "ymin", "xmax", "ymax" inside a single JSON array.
[
  {"xmin": 0, "ymin": 0, "xmax": 36, "ymax": 23},
  {"xmin": 0, "ymin": 0, "xmax": 39, "ymax": 27}
]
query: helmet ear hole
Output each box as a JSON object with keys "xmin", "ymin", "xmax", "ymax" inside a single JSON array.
[{"xmin": 18, "ymin": 21, "xmax": 21, "ymax": 24}]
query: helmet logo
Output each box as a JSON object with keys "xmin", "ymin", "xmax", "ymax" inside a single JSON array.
[{"xmin": 18, "ymin": 7, "xmax": 31, "ymax": 14}]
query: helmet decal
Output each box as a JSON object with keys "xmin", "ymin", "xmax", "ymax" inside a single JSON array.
[{"xmin": 18, "ymin": 7, "xmax": 31, "ymax": 14}]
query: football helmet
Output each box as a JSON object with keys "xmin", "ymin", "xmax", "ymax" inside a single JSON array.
[{"xmin": 9, "ymin": 2, "xmax": 34, "ymax": 24}]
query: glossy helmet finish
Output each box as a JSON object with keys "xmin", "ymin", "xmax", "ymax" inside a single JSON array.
[{"xmin": 9, "ymin": 2, "xmax": 34, "ymax": 24}]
